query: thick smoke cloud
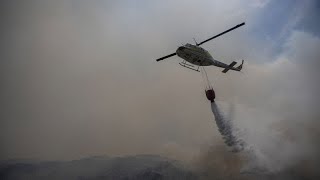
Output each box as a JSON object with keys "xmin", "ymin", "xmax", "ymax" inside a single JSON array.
[
  {"xmin": 1, "ymin": 0, "xmax": 320, "ymax": 178},
  {"xmin": 197, "ymin": 28, "xmax": 320, "ymax": 179},
  {"xmin": 1, "ymin": 0, "xmax": 232, "ymax": 161}
]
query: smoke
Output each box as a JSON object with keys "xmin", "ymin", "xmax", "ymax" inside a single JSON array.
[
  {"xmin": 195, "ymin": 98, "xmax": 320, "ymax": 179},
  {"xmin": 195, "ymin": 144, "xmax": 248, "ymax": 180},
  {"xmin": 198, "ymin": 26, "xmax": 320, "ymax": 178},
  {"xmin": 1, "ymin": 1, "xmax": 320, "ymax": 179},
  {"xmin": 196, "ymin": 59, "xmax": 320, "ymax": 179},
  {"xmin": 208, "ymin": 101, "xmax": 278, "ymax": 177}
]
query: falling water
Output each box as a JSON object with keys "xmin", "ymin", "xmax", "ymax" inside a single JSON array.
[{"xmin": 210, "ymin": 102, "xmax": 246, "ymax": 152}]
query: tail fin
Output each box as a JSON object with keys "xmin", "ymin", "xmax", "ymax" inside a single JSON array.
[{"xmin": 236, "ymin": 60, "xmax": 244, "ymax": 71}]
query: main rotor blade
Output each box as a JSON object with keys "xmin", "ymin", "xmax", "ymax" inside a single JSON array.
[
  {"xmin": 156, "ymin": 52, "xmax": 177, "ymax": 61},
  {"xmin": 197, "ymin": 22, "xmax": 245, "ymax": 46}
]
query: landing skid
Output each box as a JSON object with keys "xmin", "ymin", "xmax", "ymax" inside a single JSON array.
[{"xmin": 179, "ymin": 61, "xmax": 200, "ymax": 72}]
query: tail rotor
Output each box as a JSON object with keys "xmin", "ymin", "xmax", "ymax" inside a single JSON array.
[{"xmin": 237, "ymin": 60, "xmax": 244, "ymax": 71}]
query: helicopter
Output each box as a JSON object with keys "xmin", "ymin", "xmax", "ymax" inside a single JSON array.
[{"xmin": 156, "ymin": 22, "xmax": 245, "ymax": 73}]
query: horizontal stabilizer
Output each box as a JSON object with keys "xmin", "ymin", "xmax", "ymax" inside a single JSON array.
[{"xmin": 222, "ymin": 61, "xmax": 237, "ymax": 73}]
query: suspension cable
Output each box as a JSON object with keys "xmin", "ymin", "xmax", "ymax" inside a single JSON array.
[
  {"xmin": 200, "ymin": 66, "xmax": 211, "ymax": 89},
  {"xmin": 203, "ymin": 67, "xmax": 211, "ymax": 88},
  {"xmin": 200, "ymin": 67, "xmax": 206, "ymax": 89}
]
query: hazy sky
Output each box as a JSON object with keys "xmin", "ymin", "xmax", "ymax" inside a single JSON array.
[{"xmin": 1, "ymin": 0, "xmax": 319, "ymax": 169}]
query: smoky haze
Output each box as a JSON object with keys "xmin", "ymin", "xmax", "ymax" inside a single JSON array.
[{"xmin": 1, "ymin": 0, "xmax": 320, "ymax": 177}]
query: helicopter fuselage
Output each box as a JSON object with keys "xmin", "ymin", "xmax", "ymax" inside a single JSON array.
[{"xmin": 176, "ymin": 43, "xmax": 228, "ymax": 68}]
